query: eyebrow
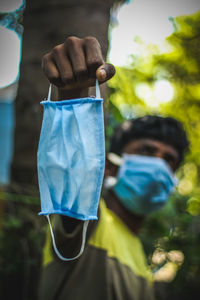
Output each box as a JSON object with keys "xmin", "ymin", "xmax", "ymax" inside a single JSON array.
[{"xmin": 136, "ymin": 142, "xmax": 178, "ymax": 161}]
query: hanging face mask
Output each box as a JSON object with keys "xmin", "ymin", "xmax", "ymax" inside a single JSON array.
[
  {"xmin": 37, "ymin": 81, "xmax": 105, "ymax": 261},
  {"xmin": 109, "ymin": 154, "xmax": 177, "ymax": 216}
]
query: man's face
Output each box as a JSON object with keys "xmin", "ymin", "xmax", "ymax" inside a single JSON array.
[{"xmin": 122, "ymin": 138, "xmax": 179, "ymax": 172}]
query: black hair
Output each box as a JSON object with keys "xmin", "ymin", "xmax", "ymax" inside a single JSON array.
[{"xmin": 109, "ymin": 115, "xmax": 189, "ymax": 165}]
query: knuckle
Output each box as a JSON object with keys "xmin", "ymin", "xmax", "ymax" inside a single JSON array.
[
  {"xmin": 84, "ymin": 36, "xmax": 99, "ymax": 45},
  {"xmin": 42, "ymin": 53, "xmax": 49, "ymax": 61},
  {"xmin": 42, "ymin": 53, "xmax": 50, "ymax": 64},
  {"xmin": 41, "ymin": 55, "xmax": 48, "ymax": 69},
  {"xmin": 52, "ymin": 45, "xmax": 62, "ymax": 57},
  {"xmin": 65, "ymin": 36, "xmax": 81, "ymax": 47},
  {"xmin": 87, "ymin": 57, "xmax": 102, "ymax": 68},
  {"xmin": 48, "ymin": 74, "xmax": 59, "ymax": 82}
]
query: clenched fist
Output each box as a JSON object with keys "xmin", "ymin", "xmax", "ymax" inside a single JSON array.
[{"xmin": 42, "ymin": 36, "xmax": 115, "ymax": 99}]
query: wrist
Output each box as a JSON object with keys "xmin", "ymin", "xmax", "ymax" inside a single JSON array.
[{"xmin": 58, "ymin": 88, "xmax": 89, "ymax": 100}]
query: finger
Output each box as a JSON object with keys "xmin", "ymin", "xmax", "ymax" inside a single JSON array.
[
  {"xmin": 96, "ymin": 63, "xmax": 116, "ymax": 83},
  {"xmin": 42, "ymin": 53, "xmax": 63, "ymax": 87},
  {"xmin": 52, "ymin": 45, "xmax": 75, "ymax": 85},
  {"xmin": 84, "ymin": 36, "xmax": 104, "ymax": 78},
  {"xmin": 65, "ymin": 37, "xmax": 88, "ymax": 82}
]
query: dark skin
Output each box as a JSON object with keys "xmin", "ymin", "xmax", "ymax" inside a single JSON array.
[
  {"xmin": 122, "ymin": 138, "xmax": 179, "ymax": 172},
  {"xmin": 42, "ymin": 36, "xmax": 179, "ymax": 235},
  {"xmin": 42, "ymin": 36, "xmax": 115, "ymax": 100}
]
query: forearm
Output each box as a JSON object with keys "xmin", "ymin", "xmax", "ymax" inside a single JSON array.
[
  {"xmin": 58, "ymin": 87, "xmax": 89, "ymax": 100},
  {"xmin": 57, "ymin": 68, "xmax": 107, "ymax": 100}
]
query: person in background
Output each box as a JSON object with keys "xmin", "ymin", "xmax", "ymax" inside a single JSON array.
[{"xmin": 38, "ymin": 36, "xmax": 189, "ymax": 300}]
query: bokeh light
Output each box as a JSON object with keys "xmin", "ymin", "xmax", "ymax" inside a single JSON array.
[
  {"xmin": 135, "ymin": 80, "xmax": 174, "ymax": 107},
  {"xmin": 0, "ymin": 0, "xmax": 23, "ymax": 13},
  {"xmin": 154, "ymin": 80, "xmax": 174, "ymax": 103}
]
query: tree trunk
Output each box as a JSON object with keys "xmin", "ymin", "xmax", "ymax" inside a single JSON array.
[
  {"xmin": 8, "ymin": 1, "xmax": 118, "ymax": 299},
  {"xmin": 11, "ymin": 0, "xmax": 114, "ymax": 194}
]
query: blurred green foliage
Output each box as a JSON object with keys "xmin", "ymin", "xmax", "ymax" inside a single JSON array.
[
  {"xmin": 0, "ymin": 193, "xmax": 46, "ymax": 299},
  {"xmin": 107, "ymin": 10, "xmax": 200, "ymax": 299}
]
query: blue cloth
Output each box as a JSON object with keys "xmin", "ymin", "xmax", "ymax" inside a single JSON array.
[
  {"xmin": 37, "ymin": 90, "xmax": 105, "ymax": 221},
  {"xmin": 0, "ymin": 101, "xmax": 14, "ymax": 185},
  {"xmin": 113, "ymin": 154, "xmax": 177, "ymax": 215}
]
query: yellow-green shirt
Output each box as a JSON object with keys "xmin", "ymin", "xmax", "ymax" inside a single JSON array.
[{"xmin": 39, "ymin": 200, "xmax": 154, "ymax": 300}]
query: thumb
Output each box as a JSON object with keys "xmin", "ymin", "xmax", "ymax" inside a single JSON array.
[{"xmin": 96, "ymin": 63, "xmax": 116, "ymax": 83}]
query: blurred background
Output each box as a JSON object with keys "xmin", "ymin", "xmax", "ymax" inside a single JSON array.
[{"xmin": 0, "ymin": 0, "xmax": 200, "ymax": 299}]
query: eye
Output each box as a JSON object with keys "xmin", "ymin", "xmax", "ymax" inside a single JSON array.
[
  {"xmin": 163, "ymin": 154, "xmax": 177, "ymax": 170},
  {"xmin": 137, "ymin": 145, "xmax": 155, "ymax": 156}
]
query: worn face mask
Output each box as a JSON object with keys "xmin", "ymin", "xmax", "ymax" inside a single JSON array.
[
  {"xmin": 111, "ymin": 154, "xmax": 177, "ymax": 215},
  {"xmin": 37, "ymin": 81, "xmax": 105, "ymax": 260}
]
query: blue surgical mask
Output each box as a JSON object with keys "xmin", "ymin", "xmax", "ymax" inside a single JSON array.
[
  {"xmin": 112, "ymin": 154, "xmax": 177, "ymax": 215},
  {"xmin": 37, "ymin": 81, "xmax": 105, "ymax": 260}
]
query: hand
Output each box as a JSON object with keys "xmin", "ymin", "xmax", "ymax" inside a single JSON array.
[{"xmin": 42, "ymin": 36, "xmax": 115, "ymax": 99}]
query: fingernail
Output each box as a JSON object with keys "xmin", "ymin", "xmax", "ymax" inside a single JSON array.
[{"xmin": 98, "ymin": 69, "xmax": 106, "ymax": 81}]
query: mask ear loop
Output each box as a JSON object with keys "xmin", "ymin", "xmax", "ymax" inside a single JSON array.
[
  {"xmin": 46, "ymin": 215, "xmax": 89, "ymax": 261},
  {"xmin": 44, "ymin": 80, "xmax": 98, "ymax": 261},
  {"xmin": 96, "ymin": 79, "xmax": 101, "ymax": 98},
  {"xmin": 48, "ymin": 82, "xmax": 100, "ymax": 100},
  {"xmin": 48, "ymin": 81, "xmax": 100, "ymax": 100},
  {"xmin": 47, "ymin": 84, "xmax": 52, "ymax": 101}
]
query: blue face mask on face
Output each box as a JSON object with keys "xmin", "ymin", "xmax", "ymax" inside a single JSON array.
[
  {"xmin": 112, "ymin": 154, "xmax": 177, "ymax": 216},
  {"xmin": 37, "ymin": 81, "xmax": 105, "ymax": 261}
]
